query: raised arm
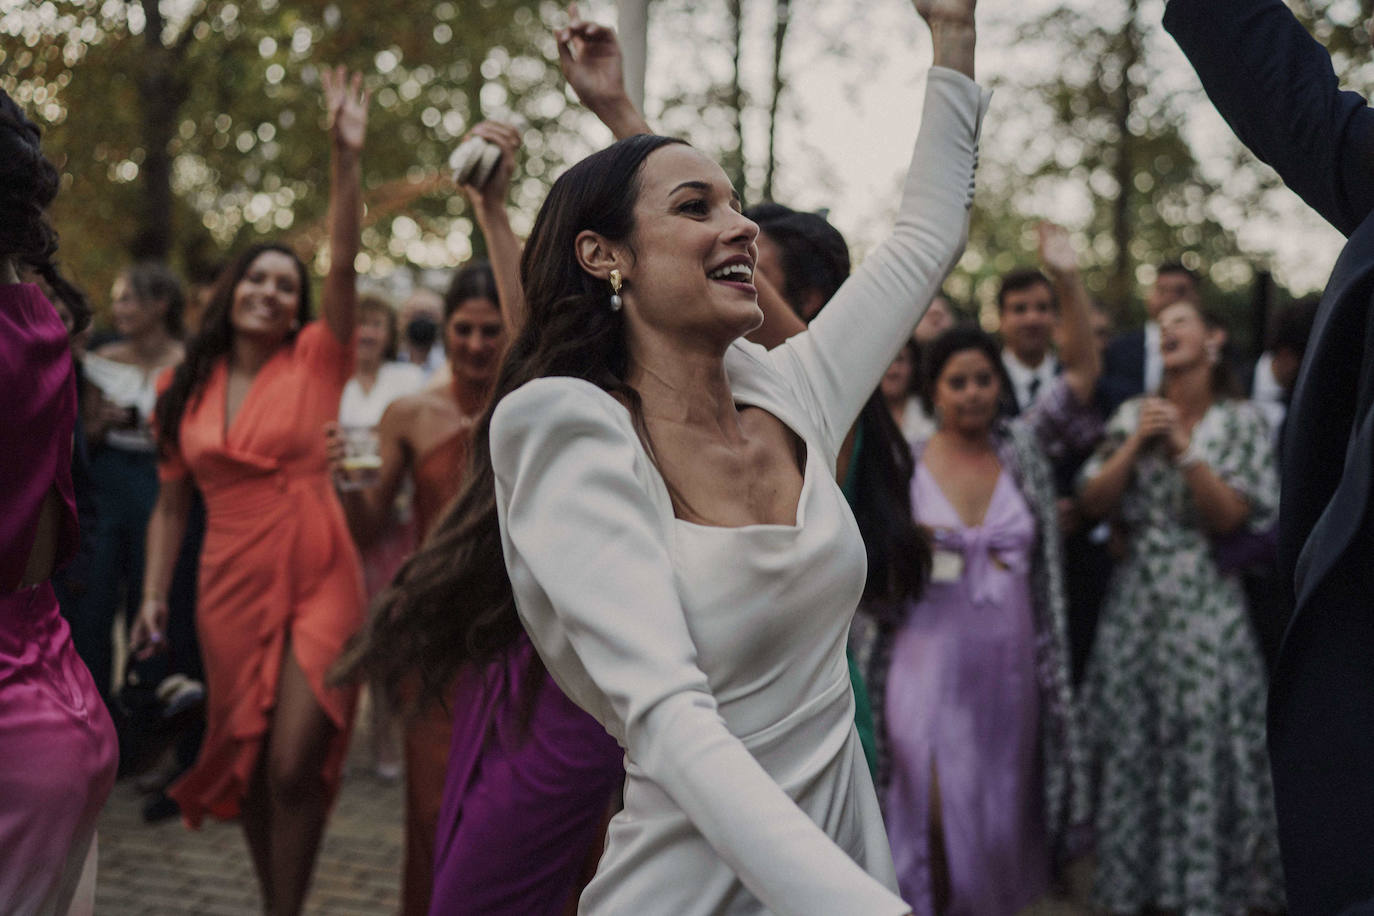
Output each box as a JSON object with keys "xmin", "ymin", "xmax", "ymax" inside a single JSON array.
[
  {"xmin": 1163, "ymin": 0, "xmax": 1374, "ymax": 235},
  {"xmin": 461, "ymin": 121, "xmax": 528, "ymax": 338},
  {"xmin": 320, "ymin": 66, "xmax": 370, "ymax": 344},
  {"xmin": 556, "ymin": 6, "xmax": 805, "ymax": 347},
  {"xmin": 1039, "ymin": 222, "xmax": 1099, "ymax": 404},
  {"xmin": 492, "ymin": 380, "xmax": 909, "ymax": 916},
  {"xmin": 557, "ymin": 3, "xmax": 652, "ymax": 141},
  {"xmin": 769, "ymin": 0, "xmax": 987, "ymax": 457}
]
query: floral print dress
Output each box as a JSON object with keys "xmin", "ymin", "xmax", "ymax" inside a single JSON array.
[{"xmin": 1078, "ymin": 397, "xmax": 1285, "ymax": 913}]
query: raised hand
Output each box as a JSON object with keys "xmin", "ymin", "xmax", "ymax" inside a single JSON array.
[
  {"xmin": 913, "ymin": 0, "xmax": 976, "ymax": 26},
  {"xmin": 1037, "ymin": 222, "xmax": 1079, "ymax": 279},
  {"xmin": 913, "ymin": 0, "xmax": 975, "ymax": 77},
  {"xmin": 460, "ymin": 120, "xmax": 521, "ymax": 209},
  {"xmin": 555, "ymin": 3, "xmax": 628, "ymax": 112},
  {"xmin": 321, "ymin": 64, "xmax": 371, "ymax": 154}
]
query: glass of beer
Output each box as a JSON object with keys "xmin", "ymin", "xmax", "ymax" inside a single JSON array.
[{"xmin": 337, "ymin": 425, "xmax": 382, "ymax": 491}]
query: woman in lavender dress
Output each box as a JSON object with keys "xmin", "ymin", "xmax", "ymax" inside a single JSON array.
[{"xmin": 863, "ymin": 225, "xmax": 1096, "ymax": 914}]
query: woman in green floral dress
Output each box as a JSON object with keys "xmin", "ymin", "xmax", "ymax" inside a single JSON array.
[{"xmin": 1078, "ymin": 298, "xmax": 1284, "ymax": 914}]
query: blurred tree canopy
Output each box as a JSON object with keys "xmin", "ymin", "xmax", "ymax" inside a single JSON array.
[{"xmin": 2, "ymin": 0, "xmax": 602, "ymax": 317}]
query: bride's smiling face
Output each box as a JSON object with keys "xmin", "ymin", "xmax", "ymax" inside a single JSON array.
[{"xmin": 616, "ymin": 144, "xmax": 764, "ymax": 350}]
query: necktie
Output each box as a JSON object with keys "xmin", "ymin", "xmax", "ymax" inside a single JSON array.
[{"xmin": 1027, "ymin": 375, "xmax": 1041, "ymax": 407}]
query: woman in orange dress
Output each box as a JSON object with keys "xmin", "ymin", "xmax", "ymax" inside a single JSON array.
[
  {"xmin": 329, "ymin": 121, "xmax": 525, "ymax": 916},
  {"xmin": 131, "ymin": 67, "xmax": 370, "ymax": 916}
]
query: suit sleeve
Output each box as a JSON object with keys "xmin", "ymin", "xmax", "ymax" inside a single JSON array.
[
  {"xmin": 1164, "ymin": 0, "xmax": 1374, "ymax": 235},
  {"xmin": 490, "ymin": 380, "xmax": 908, "ymax": 916}
]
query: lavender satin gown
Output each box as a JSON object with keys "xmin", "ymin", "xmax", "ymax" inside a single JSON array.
[
  {"xmin": 884, "ymin": 462, "xmax": 1050, "ymax": 915},
  {"xmin": 0, "ymin": 284, "xmax": 118, "ymax": 914}
]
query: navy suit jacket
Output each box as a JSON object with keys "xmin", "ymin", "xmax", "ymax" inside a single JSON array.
[
  {"xmin": 1097, "ymin": 328, "xmax": 1146, "ymax": 417},
  {"xmin": 1166, "ymin": 0, "xmax": 1374, "ymax": 911}
]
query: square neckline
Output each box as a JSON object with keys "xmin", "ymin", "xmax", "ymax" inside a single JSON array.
[{"xmin": 672, "ymin": 401, "xmax": 814, "ymax": 533}]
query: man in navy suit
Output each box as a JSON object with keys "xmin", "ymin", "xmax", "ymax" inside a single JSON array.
[
  {"xmin": 1096, "ymin": 262, "xmax": 1200, "ymax": 416},
  {"xmin": 1165, "ymin": 0, "xmax": 1374, "ymax": 911}
]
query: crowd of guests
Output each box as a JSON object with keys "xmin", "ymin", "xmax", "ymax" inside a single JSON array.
[{"xmin": 1, "ymin": 1, "xmax": 1327, "ymax": 914}]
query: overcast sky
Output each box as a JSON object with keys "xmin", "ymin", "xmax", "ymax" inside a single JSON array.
[{"xmin": 626, "ymin": 0, "xmax": 1347, "ymax": 296}]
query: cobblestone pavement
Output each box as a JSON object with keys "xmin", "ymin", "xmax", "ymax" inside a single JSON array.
[
  {"xmin": 92, "ymin": 697, "xmax": 1092, "ymax": 916},
  {"xmin": 94, "ymin": 694, "xmax": 405, "ymax": 915}
]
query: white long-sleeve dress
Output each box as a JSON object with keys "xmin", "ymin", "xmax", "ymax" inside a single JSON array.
[{"xmin": 490, "ymin": 68, "xmax": 990, "ymax": 916}]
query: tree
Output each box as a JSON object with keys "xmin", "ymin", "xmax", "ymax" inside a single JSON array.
[
  {"xmin": 953, "ymin": 0, "xmax": 1281, "ymax": 345},
  {"xmin": 1, "ymin": 0, "xmax": 592, "ymax": 317}
]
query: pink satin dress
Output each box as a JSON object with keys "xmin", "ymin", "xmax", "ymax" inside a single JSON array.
[{"xmin": 0, "ymin": 283, "xmax": 118, "ymax": 913}]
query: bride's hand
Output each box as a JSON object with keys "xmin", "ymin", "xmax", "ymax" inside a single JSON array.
[
  {"xmin": 913, "ymin": 0, "xmax": 975, "ymax": 26},
  {"xmin": 913, "ymin": 0, "xmax": 975, "ymax": 77}
]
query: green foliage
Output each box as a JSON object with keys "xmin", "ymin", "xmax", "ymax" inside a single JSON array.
[
  {"xmin": 955, "ymin": 0, "xmax": 1291, "ymax": 346},
  {"xmin": 1, "ymin": 0, "xmax": 594, "ymax": 320}
]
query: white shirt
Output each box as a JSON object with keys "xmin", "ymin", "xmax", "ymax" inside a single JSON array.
[
  {"xmin": 1002, "ymin": 348, "xmax": 1058, "ymax": 412},
  {"xmin": 82, "ymin": 352, "xmax": 160, "ymax": 452},
  {"xmin": 490, "ymin": 68, "xmax": 989, "ymax": 916},
  {"xmin": 338, "ymin": 361, "xmax": 427, "ymax": 428}
]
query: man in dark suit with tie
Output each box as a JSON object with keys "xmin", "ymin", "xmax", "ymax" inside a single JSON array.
[
  {"xmin": 996, "ymin": 268, "xmax": 1059, "ymax": 416},
  {"xmin": 1165, "ymin": 0, "xmax": 1374, "ymax": 910},
  {"xmin": 1096, "ymin": 262, "xmax": 1200, "ymax": 416}
]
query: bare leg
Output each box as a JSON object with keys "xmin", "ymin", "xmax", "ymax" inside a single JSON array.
[
  {"xmin": 241, "ymin": 755, "xmax": 274, "ymax": 907},
  {"xmin": 263, "ymin": 648, "xmax": 338, "ymax": 916}
]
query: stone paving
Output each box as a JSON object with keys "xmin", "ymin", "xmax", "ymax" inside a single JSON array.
[
  {"xmin": 94, "ymin": 694, "xmax": 405, "ymax": 916},
  {"xmin": 91, "ymin": 695, "xmax": 1092, "ymax": 915}
]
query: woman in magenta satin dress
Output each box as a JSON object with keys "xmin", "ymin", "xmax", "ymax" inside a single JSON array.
[{"xmin": 0, "ymin": 89, "xmax": 119, "ymax": 915}]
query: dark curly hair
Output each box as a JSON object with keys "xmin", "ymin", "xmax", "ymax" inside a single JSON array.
[{"xmin": 0, "ymin": 89, "xmax": 90, "ymax": 331}]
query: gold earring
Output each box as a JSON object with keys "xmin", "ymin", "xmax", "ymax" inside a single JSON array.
[{"xmin": 609, "ymin": 269, "xmax": 623, "ymax": 311}]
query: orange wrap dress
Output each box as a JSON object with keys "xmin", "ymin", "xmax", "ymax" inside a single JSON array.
[
  {"xmin": 399, "ymin": 423, "xmax": 469, "ymax": 916},
  {"xmin": 159, "ymin": 321, "xmax": 366, "ymax": 826}
]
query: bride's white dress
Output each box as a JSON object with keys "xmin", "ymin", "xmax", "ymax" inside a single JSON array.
[{"xmin": 490, "ymin": 68, "xmax": 990, "ymax": 916}]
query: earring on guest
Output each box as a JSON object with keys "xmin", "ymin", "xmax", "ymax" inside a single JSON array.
[{"xmin": 609, "ymin": 269, "xmax": 623, "ymax": 312}]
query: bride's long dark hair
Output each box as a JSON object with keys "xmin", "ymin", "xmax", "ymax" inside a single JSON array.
[{"xmin": 333, "ymin": 134, "xmax": 687, "ymax": 707}]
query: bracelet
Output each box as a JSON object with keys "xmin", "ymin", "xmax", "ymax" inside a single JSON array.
[{"xmin": 1174, "ymin": 441, "xmax": 1203, "ymax": 470}]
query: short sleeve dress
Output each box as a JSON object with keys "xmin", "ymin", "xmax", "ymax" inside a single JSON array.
[
  {"xmin": 1077, "ymin": 397, "xmax": 1284, "ymax": 912},
  {"xmin": 161, "ymin": 320, "xmax": 366, "ymax": 825}
]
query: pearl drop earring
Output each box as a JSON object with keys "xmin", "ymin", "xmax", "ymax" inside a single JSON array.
[{"xmin": 609, "ymin": 269, "xmax": 623, "ymax": 311}]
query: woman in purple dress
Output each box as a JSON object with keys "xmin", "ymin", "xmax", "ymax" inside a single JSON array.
[
  {"xmin": 862, "ymin": 225, "xmax": 1096, "ymax": 914},
  {"xmin": 0, "ymin": 89, "xmax": 119, "ymax": 915}
]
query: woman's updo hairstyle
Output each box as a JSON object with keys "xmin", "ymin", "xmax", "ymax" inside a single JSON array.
[{"xmin": 0, "ymin": 89, "xmax": 91, "ymax": 331}]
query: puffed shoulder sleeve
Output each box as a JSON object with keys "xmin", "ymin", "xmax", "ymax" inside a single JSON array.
[{"xmin": 490, "ymin": 378, "xmax": 909, "ymax": 916}]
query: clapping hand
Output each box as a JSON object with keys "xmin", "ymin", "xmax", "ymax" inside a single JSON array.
[
  {"xmin": 1135, "ymin": 397, "xmax": 1190, "ymax": 458},
  {"xmin": 322, "ymin": 65, "xmax": 371, "ymax": 153}
]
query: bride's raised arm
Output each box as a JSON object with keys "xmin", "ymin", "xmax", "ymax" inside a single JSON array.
[{"xmin": 764, "ymin": 0, "xmax": 988, "ymax": 458}]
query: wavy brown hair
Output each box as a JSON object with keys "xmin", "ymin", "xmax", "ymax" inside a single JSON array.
[
  {"xmin": 333, "ymin": 134, "xmax": 688, "ymax": 708},
  {"xmin": 154, "ymin": 243, "xmax": 311, "ymax": 457}
]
